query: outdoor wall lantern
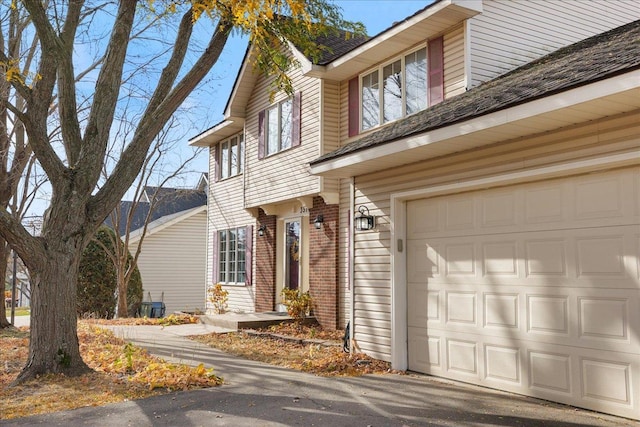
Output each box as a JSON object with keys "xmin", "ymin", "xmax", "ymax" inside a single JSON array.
[
  {"xmin": 314, "ymin": 215, "xmax": 324, "ymax": 230},
  {"xmin": 258, "ymin": 225, "xmax": 266, "ymax": 237},
  {"xmin": 354, "ymin": 205, "xmax": 375, "ymax": 231}
]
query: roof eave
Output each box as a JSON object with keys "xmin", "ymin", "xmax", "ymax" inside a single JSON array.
[
  {"xmin": 309, "ymin": 71, "xmax": 640, "ymax": 178},
  {"xmin": 188, "ymin": 117, "xmax": 245, "ymax": 147}
]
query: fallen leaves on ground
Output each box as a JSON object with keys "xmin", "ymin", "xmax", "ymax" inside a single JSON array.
[
  {"xmin": 0, "ymin": 321, "xmax": 221, "ymax": 420},
  {"xmin": 1, "ymin": 318, "xmax": 396, "ymax": 420},
  {"xmin": 83, "ymin": 313, "xmax": 200, "ymax": 326},
  {"xmin": 192, "ymin": 323, "xmax": 395, "ymax": 377}
]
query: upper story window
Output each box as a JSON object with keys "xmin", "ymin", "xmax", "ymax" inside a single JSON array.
[
  {"xmin": 361, "ymin": 47, "xmax": 427, "ymax": 131},
  {"xmin": 267, "ymin": 98, "xmax": 292, "ymax": 155},
  {"xmin": 215, "ymin": 133, "xmax": 243, "ymax": 181},
  {"xmin": 258, "ymin": 92, "xmax": 301, "ymax": 159},
  {"xmin": 349, "ymin": 36, "xmax": 443, "ymax": 137}
]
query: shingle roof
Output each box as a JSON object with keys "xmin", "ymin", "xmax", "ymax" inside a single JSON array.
[
  {"xmin": 104, "ymin": 187, "xmax": 207, "ymax": 236},
  {"xmin": 310, "ymin": 19, "xmax": 640, "ymax": 166},
  {"xmin": 311, "ymin": 29, "xmax": 371, "ymax": 65},
  {"xmin": 299, "ymin": 1, "xmax": 439, "ymax": 65}
]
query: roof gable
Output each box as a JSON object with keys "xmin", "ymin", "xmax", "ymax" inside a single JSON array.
[
  {"xmin": 105, "ymin": 187, "xmax": 207, "ymax": 236},
  {"xmin": 190, "ymin": 0, "xmax": 481, "ymax": 147}
]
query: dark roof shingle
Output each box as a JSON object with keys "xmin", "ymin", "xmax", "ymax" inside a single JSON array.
[
  {"xmin": 104, "ymin": 187, "xmax": 207, "ymax": 236},
  {"xmin": 311, "ymin": 19, "xmax": 640, "ymax": 165}
]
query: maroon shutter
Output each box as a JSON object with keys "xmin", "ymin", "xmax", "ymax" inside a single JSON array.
[
  {"xmin": 428, "ymin": 36, "xmax": 444, "ymax": 106},
  {"xmin": 258, "ymin": 110, "xmax": 265, "ymax": 159},
  {"xmin": 245, "ymin": 225, "xmax": 253, "ymax": 286},
  {"xmin": 213, "ymin": 144, "xmax": 221, "ymax": 182},
  {"xmin": 348, "ymin": 77, "xmax": 359, "ymax": 137},
  {"xmin": 291, "ymin": 92, "xmax": 301, "ymax": 147},
  {"xmin": 212, "ymin": 230, "xmax": 219, "ymax": 284}
]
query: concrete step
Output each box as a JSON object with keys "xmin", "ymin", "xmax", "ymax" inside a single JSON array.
[{"xmin": 199, "ymin": 311, "xmax": 316, "ymax": 330}]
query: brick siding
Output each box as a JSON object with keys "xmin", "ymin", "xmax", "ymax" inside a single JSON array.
[{"xmin": 308, "ymin": 197, "xmax": 339, "ymax": 330}]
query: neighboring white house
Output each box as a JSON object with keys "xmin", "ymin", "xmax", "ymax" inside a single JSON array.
[
  {"xmin": 128, "ymin": 205, "xmax": 207, "ymax": 314},
  {"xmin": 106, "ymin": 179, "xmax": 208, "ymax": 315}
]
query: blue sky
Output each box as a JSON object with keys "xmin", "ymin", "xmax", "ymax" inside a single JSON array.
[{"xmin": 186, "ymin": 0, "xmax": 431, "ymax": 178}]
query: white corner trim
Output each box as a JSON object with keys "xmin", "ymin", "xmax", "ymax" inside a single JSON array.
[{"xmin": 390, "ymin": 192, "xmax": 408, "ymax": 371}]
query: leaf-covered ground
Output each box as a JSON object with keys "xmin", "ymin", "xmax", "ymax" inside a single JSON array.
[
  {"xmin": 1, "ymin": 317, "xmax": 395, "ymax": 420},
  {"xmin": 192, "ymin": 323, "xmax": 395, "ymax": 377},
  {"xmin": 0, "ymin": 316, "xmax": 221, "ymax": 420}
]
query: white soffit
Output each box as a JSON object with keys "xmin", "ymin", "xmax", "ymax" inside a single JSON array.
[
  {"xmin": 189, "ymin": 118, "xmax": 245, "ymax": 147},
  {"xmin": 309, "ymin": 70, "xmax": 640, "ymax": 177}
]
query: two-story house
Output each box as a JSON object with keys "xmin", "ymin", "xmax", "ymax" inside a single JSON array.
[{"xmin": 191, "ymin": 0, "xmax": 640, "ymax": 419}]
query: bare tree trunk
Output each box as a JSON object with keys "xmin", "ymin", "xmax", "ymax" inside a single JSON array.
[
  {"xmin": 116, "ymin": 267, "xmax": 128, "ymax": 318},
  {"xmin": 14, "ymin": 236, "xmax": 90, "ymax": 382},
  {"xmin": 0, "ymin": 240, "xmax": 10, "ymax": 328}
]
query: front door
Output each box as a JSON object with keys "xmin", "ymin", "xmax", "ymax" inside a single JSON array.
[
  {"xmin": 276, "ymin": 216, "xmax": 309, "ymax": 309},
  {"xmin": 284, "ymin": 219, "xmax": 301, "ymax": 290}
]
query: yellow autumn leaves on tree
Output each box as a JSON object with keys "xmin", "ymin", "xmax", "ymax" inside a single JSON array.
[{"xmin": 151, "ymin": 0, "xmax": 365, "ymax": 95}]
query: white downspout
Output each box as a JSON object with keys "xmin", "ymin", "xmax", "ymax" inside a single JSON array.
[{"xmin": 349, "ymin": 177, "xmax": 355, "ymax": 353}]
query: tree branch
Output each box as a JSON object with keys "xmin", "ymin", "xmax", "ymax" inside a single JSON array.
[
  {"xmin": 77, "ymin": 1, "xmax": 137, "ymax": 195},
  {"xmin": 0, "ymin": 208, "xmax": 43, "ymax": 269},
  {"xmin": 56, "ymin": 0, "xmax": 84, "ymax": 165},
  {"xmin": 19, "ymin": 0, "xmax": 66, "ymax": 184},
  {"xmin": 89, "ymin": 16, "xmax": 231, "ymax": 225}
]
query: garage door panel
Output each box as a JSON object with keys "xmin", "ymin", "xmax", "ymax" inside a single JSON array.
[
  {"xmin": 410, "ymin": 328, "xmax": 639, "ymax": 415},
  {"xmin": 484, "ymin": 343, "xmax": 522, "ymax": 385},
  {"xmin": 421, "ymin": 285, "xmax": 638, "ymax": 353},
  {"xmin": 483, "ymin": 292, "xmax": 519, "ymax": 329},
  {"xmin": 408, "ymin": 327, "xmax": 441, "ymax": 372},
  {"xmin": 573, "ymin": 172, "xmax": 632, "ymax": 221},
  {"xmin": 420, "ymin": 226, "xmax": 638, "ymax": 288},
  {"xmin": 406, "ymin": 167, "xmax": 640, "ymax": 419}
]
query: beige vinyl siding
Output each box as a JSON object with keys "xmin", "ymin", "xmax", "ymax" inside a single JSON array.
[
  {"xmin": 321, "ymin": 79, "xmax": 341, "ymax": 196},
  {"xmin": 443, "ymin": 24, "xmax": 466, "ymax": 98},
  {"xmin": 468, "ymin": 0, "xmax": 640, "ymax": 87},
  {"xmin": 244, "ymin": 65, "xmax": 322, "ymax": 208},
  {"xmin": 338, "ymin": 78, "xmax": 350, "ymax": 146},
  {"xmin": 349, "ymin": 112, "xmax": 639, "ymax": 361},
  {"xmin": 207, "ymin": 146, "xmax": 256, "ymax": 313},
  {"xmin": 131, "ymin": 210, "xmax": 207, "ymax": 314},
  {"xmin": 222, "ymin": 284, "xmax": 254, "ymax": 314}
]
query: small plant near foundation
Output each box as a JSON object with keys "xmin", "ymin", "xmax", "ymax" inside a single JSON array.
[
  {"xmin": 207, "ymin": 284, "xmax": 229, "ymax": 314},
  {"xmin": 281, "ymin": 289, "xmax": 313, "ymax": 322}
]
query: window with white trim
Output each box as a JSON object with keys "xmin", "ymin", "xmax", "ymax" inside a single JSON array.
[
  {"xmin": 218, "ymin": 133, "xmax": 243, "ymax": 180},
  {"xmin": 218, "ymin": 227, "xmax": 246, "ymax": 284},
  {"xmin": 361, "ymin": 46, "xmax": 428, "ymax": 131},
  {"xmin": 266, "ymin": 97, "xmax": 292, "ymax": 155}
]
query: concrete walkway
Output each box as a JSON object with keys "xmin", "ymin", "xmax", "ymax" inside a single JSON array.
[{"xmin": 2, "ymin": 323, "xmax": 635, "ymax": 426}]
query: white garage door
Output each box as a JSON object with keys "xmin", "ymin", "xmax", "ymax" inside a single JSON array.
[{"xmin": 406, "ymin": 167, "xmax": 640, "ymax": 420}]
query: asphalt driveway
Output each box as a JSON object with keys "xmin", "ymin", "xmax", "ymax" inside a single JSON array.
[{"xmin": 1, "ymin": 323, "xmax": 635, "ymax": 426}]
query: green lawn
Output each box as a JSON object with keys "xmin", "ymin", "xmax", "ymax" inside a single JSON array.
[{"xmin": 7, "ymin": 307, "xmax": 29, "ymax": 316}]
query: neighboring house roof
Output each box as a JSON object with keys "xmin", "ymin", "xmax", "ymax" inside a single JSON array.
[
  {"xmin": 128, "ymin": 205, "xmax": 207, "ymax": 243},
  {"xmin": 104, "ymin": 187, "xmax": 207, "ymax": 236},
  {"xmin": 311, "ymin": 19, "xmax": 640, "ymax": 167}
]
